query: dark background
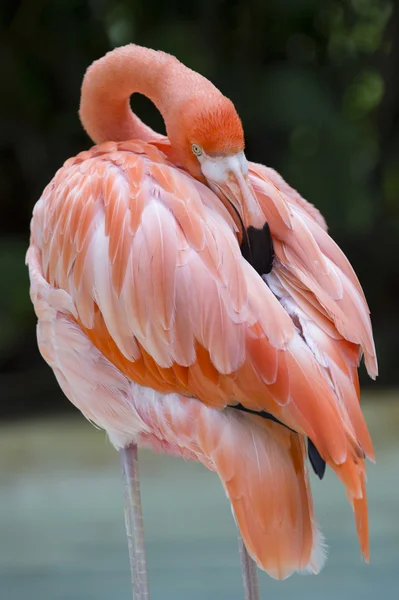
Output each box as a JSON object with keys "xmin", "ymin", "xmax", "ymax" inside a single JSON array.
[{"xmin": 1, "ymin": 0, "xmax": 398, "ymax": 421}]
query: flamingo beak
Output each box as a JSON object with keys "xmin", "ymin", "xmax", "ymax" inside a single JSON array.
[{"xmin": 199, "ymin": 152, "xmax": 264, "ymax": 230}]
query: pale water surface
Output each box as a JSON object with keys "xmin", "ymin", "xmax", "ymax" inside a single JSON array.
[{"xmin": 0, "ymin": 395, "xmax": 398, "ymax": 599}]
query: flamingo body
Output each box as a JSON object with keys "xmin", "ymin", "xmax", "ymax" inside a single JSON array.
[{"xmin": 27, "ymin": 45, "xmax": 377, "ymax": 583}]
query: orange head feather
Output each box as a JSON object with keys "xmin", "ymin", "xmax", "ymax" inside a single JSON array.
[
  {"xmin": 187, "ymin": 96, "xmax": 245, "ymax": 156},
  {"xmin": 166, "ymin": 94, "xmax": 245, "ymax": 179}
]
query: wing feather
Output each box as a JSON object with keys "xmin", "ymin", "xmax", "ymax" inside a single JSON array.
[
  {"xmin": 250, "ymin": 164, "xmax": 377, "ymax": 378},
  {"xmin": 30, "ymin": 140, "xmax": 373, "ymax": 559},
  {"xmin": 138, "ymin": 392, "xmax": 326, "ymax": 579},
  {"xmin": 248, "ymin": 161, "xmax": 376, "ymax": 559},
  {"xmin": 31, "ymin": 142, "xmax": 364, "ymax": 458}
]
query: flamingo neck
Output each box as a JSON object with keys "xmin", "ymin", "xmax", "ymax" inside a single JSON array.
[
  {"xmin": 79, "ymin": 45, "xmax": 175, "ymax": 145},
  {"xmin": 79, "ymin": 44, "xmax": 228, "ymax": 182}
]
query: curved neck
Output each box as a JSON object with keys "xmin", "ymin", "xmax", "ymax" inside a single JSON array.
[
  {"xmin": 80, "ymin": 45, "xmax": 169, "ymax": 144},
  {"xmin": 79, "ymin": 44, "xmax": 226, "ymax": 179}
]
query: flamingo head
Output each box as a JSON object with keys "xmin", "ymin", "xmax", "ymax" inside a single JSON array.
[{"xmin": 170, "ymin": 95, "xmax": 264, "ymax": 230}]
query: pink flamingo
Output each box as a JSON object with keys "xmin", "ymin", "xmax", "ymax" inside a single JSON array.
[{"xmin": 27, "ymin": 44, "xmax": 377, "ymax": 600}]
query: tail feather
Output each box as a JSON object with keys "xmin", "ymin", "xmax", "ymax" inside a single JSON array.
[
  {"xmin": 330, "ymin": 456, "xmax": 369, "ymax": 561},
  {"xmin": 198, "ymin": 410, "xmax": 327, "ymax": 579},
  {"xmin": 353, "ymin": 471, "xmax": 369, "ymax": 562}
]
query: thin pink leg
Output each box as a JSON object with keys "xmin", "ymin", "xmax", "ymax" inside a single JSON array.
[
  {"xmin": 238, "ymin": 532, "xmax": 261, "ymax": 600},
  {"xmin": 120, "ymin": 444, "xmax": 150, "ymax": 600}
]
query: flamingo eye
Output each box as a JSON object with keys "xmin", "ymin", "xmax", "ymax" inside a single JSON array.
[{"xmin": 191, "ymin": 144, "xmax": 203, "ymax": 156}]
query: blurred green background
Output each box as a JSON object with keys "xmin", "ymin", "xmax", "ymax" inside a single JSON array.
[{"xmin": 1, "ymin": 2, "xmax": 398, "ymax": 599}]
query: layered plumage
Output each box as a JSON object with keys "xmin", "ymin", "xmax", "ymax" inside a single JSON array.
[{"xmin": 27, "ymin": 44, "xmax": 377, "ymax": 581}]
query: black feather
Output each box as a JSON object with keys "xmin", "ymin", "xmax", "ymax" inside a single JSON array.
[
  {"xmin": 307, "ymin": 438, "xmax": 326, "ymax": 480},
  {"xmin": 240, "ymin": 222, "xmax": 274, "ymax": 275},
  {"xmin": 231, "ymin": 403, "xmax": 296, "ymax": 432},
  {"xmin": 230, "ymin": 404, "xmax": 326, "ymax": 479}
]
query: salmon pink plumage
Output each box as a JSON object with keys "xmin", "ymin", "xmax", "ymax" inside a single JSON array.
[{"xmin": 27, "ymin": 44, "xmax": 377, "ymax": 598}]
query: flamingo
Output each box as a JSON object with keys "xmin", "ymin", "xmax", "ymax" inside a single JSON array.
[{"xmin": 27, "ymin": 44, "xmax": 377, "ymax": 600}]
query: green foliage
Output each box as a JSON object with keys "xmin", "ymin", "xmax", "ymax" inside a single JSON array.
[
  {"xmin": 0, "ymin": 0, "xmax": 398, "ymax": 397},
  {"xmin": 0, "ymin": 238, "xmax": 35, "ymax": 362}
]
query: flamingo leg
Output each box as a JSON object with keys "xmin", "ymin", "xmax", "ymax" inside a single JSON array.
[
  {"xmin": 238, "ymin": 532, "xmax": 261, "ymax": 600},
  {"xmin": 120, "ymin": 444, "xmax": 150, "ymax": 600}
]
